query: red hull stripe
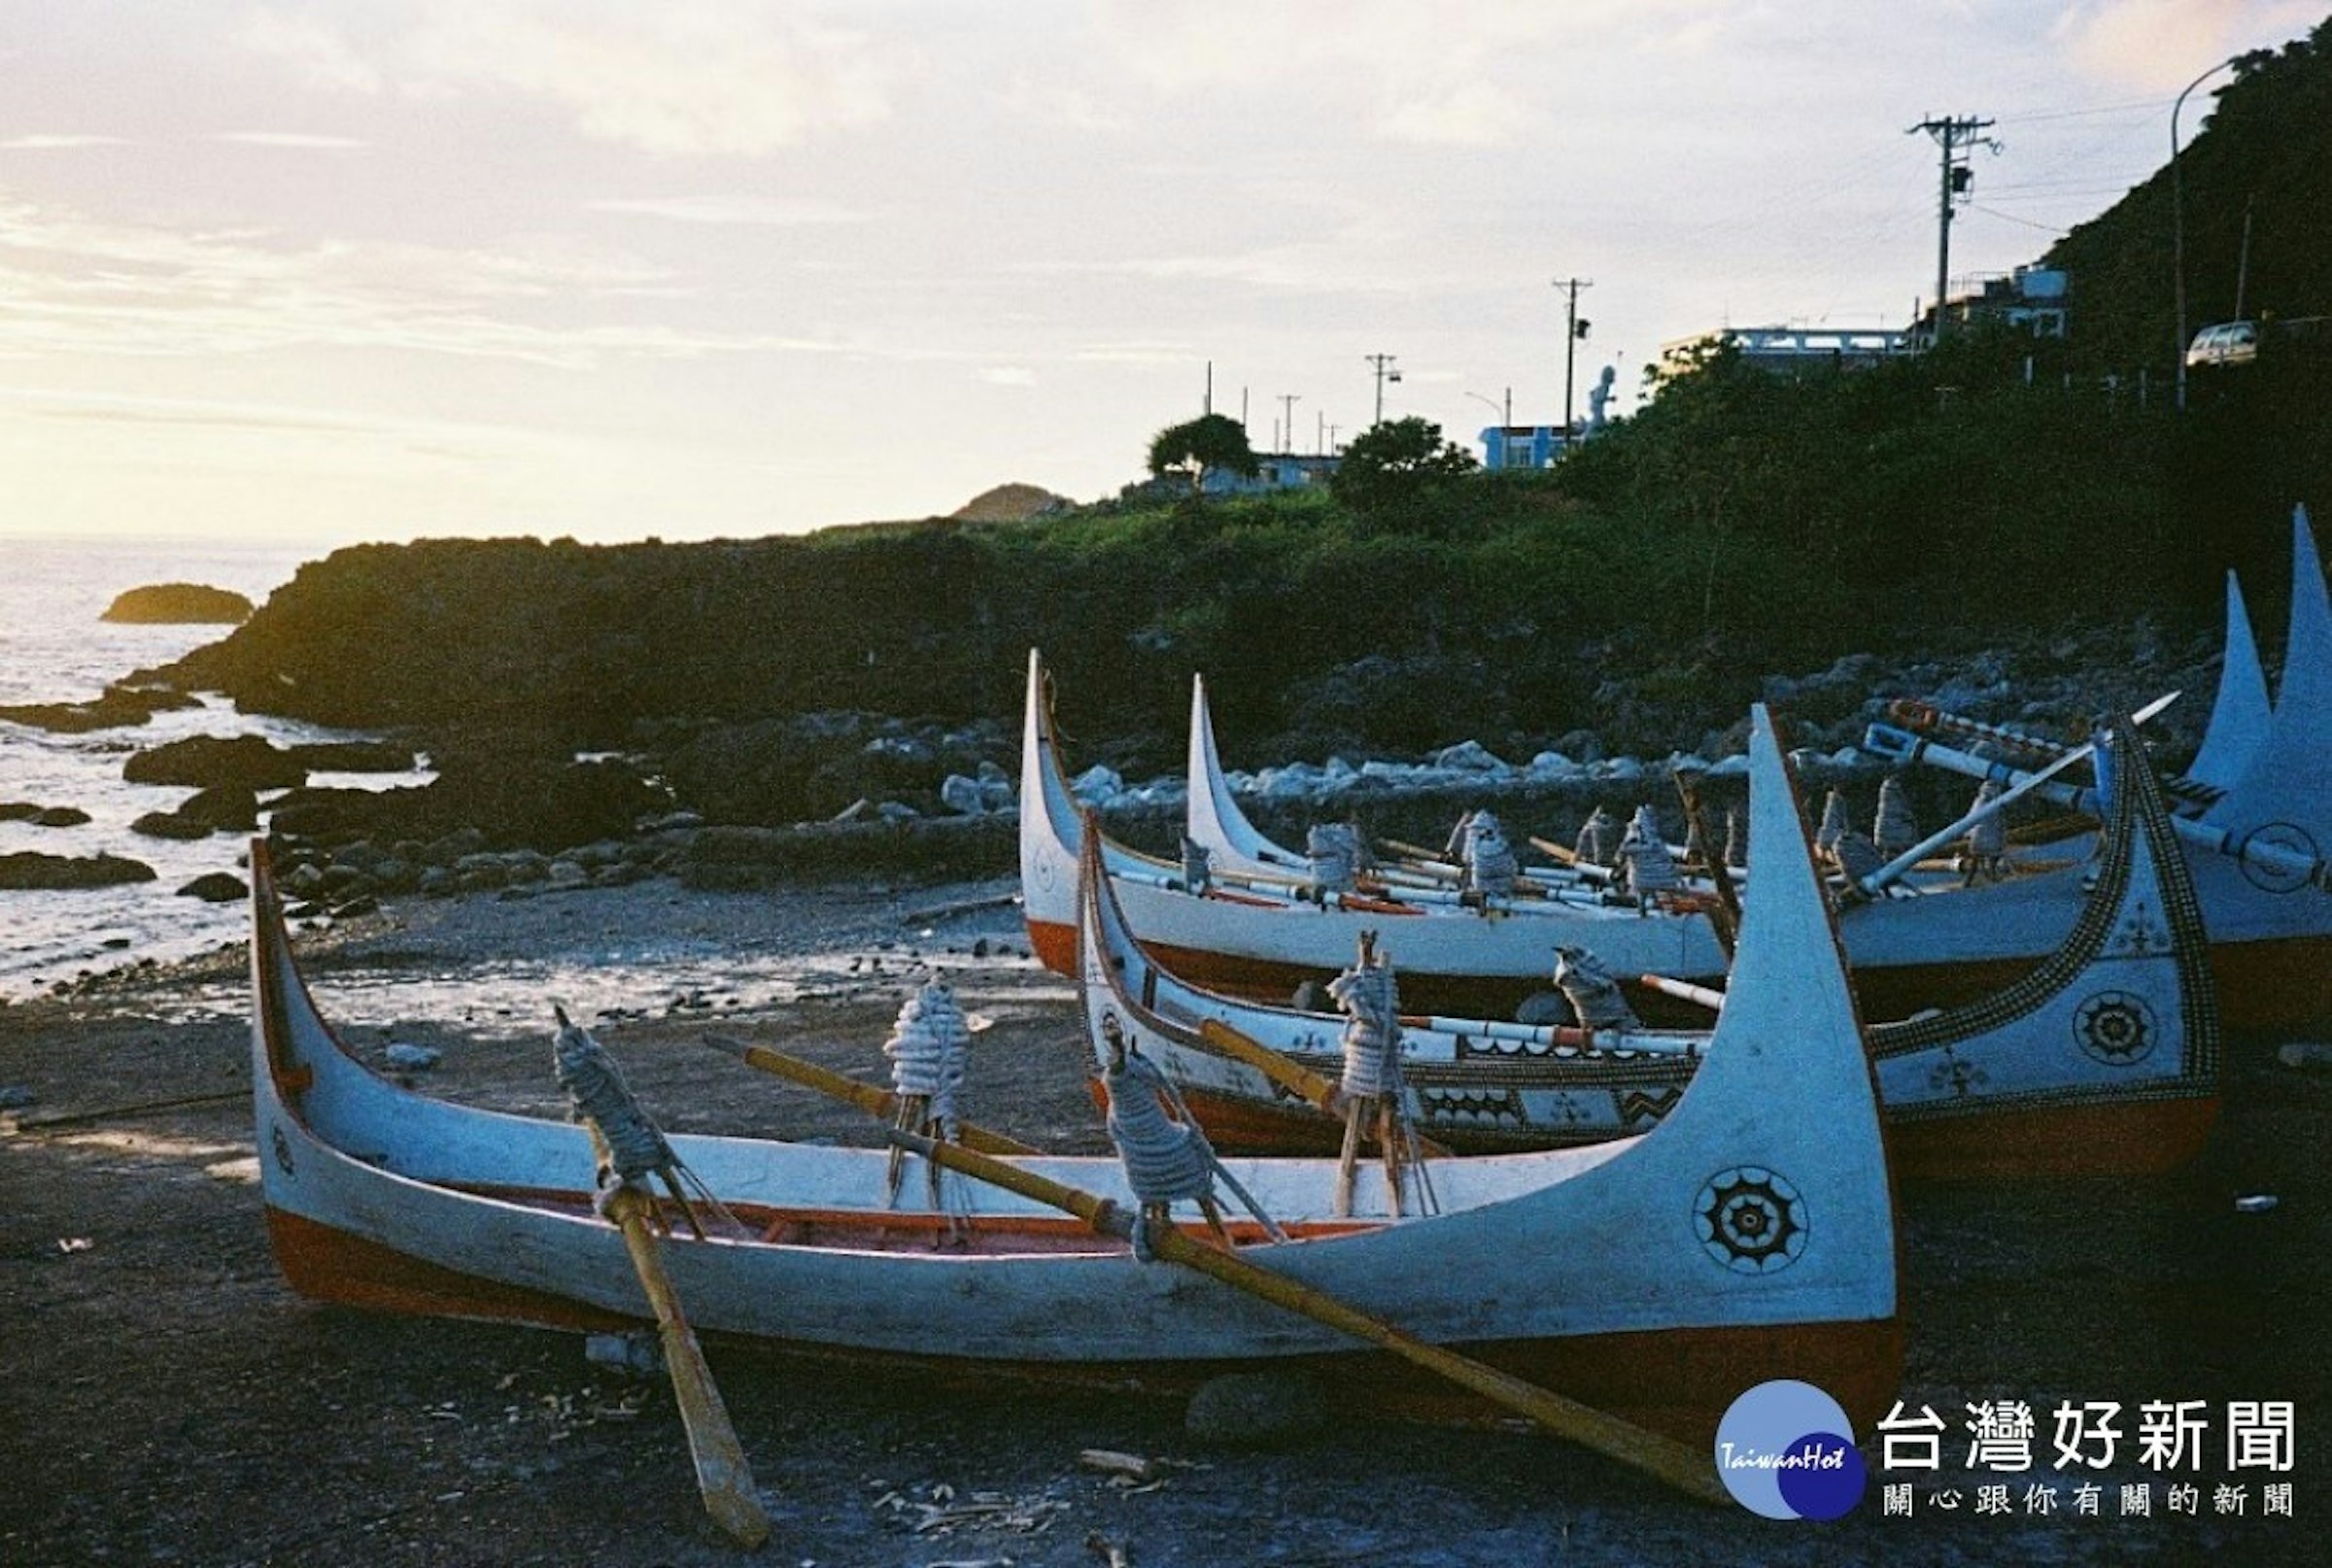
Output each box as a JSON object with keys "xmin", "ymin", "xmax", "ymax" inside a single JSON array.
[
  {"xmin": 265, "ymin": 1206, "xmax": 1900, "ymax": 1444},
  {"xmin": 1032, "ymin": 918, "xmax": 2332, "ymax": 1035},
  {"xmin": 1885, "ymin": 1093, "xmax": 2221, "ymax": 1181}
]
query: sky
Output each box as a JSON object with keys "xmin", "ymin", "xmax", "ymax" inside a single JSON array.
[{"xmin": 0, "ymin": 0, "xmax": 2321, "ymax": 549}]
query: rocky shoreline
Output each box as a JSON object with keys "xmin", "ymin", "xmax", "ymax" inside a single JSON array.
[{"xmin": 0, "ymin": 613, "xmax": 2224, "ymax": 935}]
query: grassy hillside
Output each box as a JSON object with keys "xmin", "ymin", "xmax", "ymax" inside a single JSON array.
[{"xmin": 2045, "ymin": 19, "xmax": 2332, "ymax": 377}]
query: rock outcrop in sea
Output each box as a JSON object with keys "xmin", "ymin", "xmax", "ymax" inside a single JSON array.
[{"xmin": 100, "ymin": 583, "xmax": 254, "ymax": 625}]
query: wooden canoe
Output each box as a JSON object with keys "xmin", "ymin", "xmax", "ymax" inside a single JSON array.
[
  {"xmin": 1028, "ymin": 624, "xmax": 2332, "ymax": 1030},
  {"xmin": 249, "ymin": 706, "xmax": 1899, "ymax": 1445},
  {"xmin": 1079, "ymin": 715, "xmax": 2219, "ymax": 1179}
]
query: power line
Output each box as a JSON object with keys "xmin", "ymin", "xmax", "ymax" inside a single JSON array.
[
  {"xmin": 1967, "ymin": 204, "xmax": 2070, "ymax": 235},
  {"xmin": 1992, "ymin": 95, "xmax": 2173, "ymax": 125}
]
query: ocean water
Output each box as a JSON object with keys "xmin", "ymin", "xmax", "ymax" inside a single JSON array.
[{"xmin": 0, "ymin": 534, "xmax": 426, "ymax": 1000}]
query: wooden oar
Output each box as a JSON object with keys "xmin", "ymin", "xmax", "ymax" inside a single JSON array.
[
  {"xmin": 566, "ymin": 1107, "xmax": 769, "ymax": 1551},
  {"xmin": 1376, "ymin": 837, "xmax": 1569, "ymax": 897},
  {"xmin": 1198, "ymin": 1018, "xmax": 1344, "ymax": 1108},
  {"xmin": 597, "ymin": 1177, "xmax": 772, "ymax": 1549},
  {"xmin": 883, "ymin": 1125, "xmax": 1729, "ymax": 1506},
  {"xmin": 1671, "ymin": 771, "xmax": 1740, "ymax": 959},
  {"xmin": 1846, "ymin": 695, "xmax": 2177, "ymax": 902},
  {"xmin": 1637, "ymin": 973, "xmax": 1726, "ymax": 1013},
  {"xmin": 703, "ymin": 1034, "xmax": 1038, "ymax": 1156},
  {"xmin": 1196, "ymin": 1019, "xmax": 1454, "ymax": 1159},
  {"xmin": 1528, "ymin": 835, "xmax": 1620, "ymax": 885}
]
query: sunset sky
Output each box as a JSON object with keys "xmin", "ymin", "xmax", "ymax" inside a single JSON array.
[{"xmin": 0, "ymin": 1, "xmax": 2319, "ymax": 547}]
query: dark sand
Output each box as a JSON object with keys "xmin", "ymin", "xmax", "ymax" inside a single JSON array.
[{"xmin": 3, "ymin": 873, "xmax": 2327, "ymax": 1566}]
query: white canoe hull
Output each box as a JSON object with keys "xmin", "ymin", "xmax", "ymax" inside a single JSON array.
[{"xmin": 251, "ymin": 708, "xmax": 1900, "ymax": 1440}]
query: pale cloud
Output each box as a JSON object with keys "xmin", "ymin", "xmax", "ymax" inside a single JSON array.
[
  {"xmin": 243, "ymin": 2, "xmax": 897, "ymax": 156},
  {"xmin": 0, "ymin": 195, "xmax": 890, "ymax": 368},
  {"xmin": 1094, "ymin": 0, "xmax": 1692, "ymax": 145},
  {"xmin": 998, "ymin": 78, "xmax": 1129, "ymax": 135},
  {"xmin": 2056, "ymin": 0, "xmax": 2322, "ymax": 91},
  {"xmin": 1029, "ymin": 225, "xmax": 1424, "ymax": 297},
  {"xmin": 1070, "ymin": 340, "xmax": 1198, "ymax": 366},
  {"xmin": 979, "ymin": 365, "xmax": 1035, "ymax": 388},
  {"xmin": 0, "ymin": 134, "xmax": 132, "ymax": 151},
  {"xmin": 0, "ymin": 385, "xmax": 488, "ymax": 441},
  {"xmin": 587, "ymin": 196, "xmax": 873, "ymax": 226},
  {"xmin": 238, "ymin": 10, "xmax": 389, "ymax": 94},
  {"xmin": 211, "ymin": 132, "xmax": 370, "ymax": 150},
  {"xmin": 1380, "ymin": 81, "xmax": 1542, "ymax": 147}
]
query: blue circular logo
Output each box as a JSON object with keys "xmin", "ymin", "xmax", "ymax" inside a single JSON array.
[{"xmin": 1713, "ymin": 1380, "xmax": 1868, "ymax": 1520}]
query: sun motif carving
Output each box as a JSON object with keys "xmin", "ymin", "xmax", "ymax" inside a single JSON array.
[
  {"xmin": 2075, "ymin": 991, "xmax": 2157, "ymax": 1067},
  {"xmin": 1694, "ymin": 1166, "xmax": 1808, "ymax": 1275}
]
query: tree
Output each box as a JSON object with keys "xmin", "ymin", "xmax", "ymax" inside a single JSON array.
[
  {"xmin": 1328, "ymin": 416, "xmax": 1479, "ymax": 521},
  {"xmin": 1147, "ymin": 414, "xmax": 1259, "ymax": 497}
]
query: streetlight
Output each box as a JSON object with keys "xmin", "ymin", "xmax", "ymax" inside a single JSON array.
[
  {"xmin": 1462, "ymin": 388, "xmax": 1513, "ymax": 427},
  {"xmin": 2173, "ymin": 54, "xmax": 2242, "ymax": 412},
  {"xmin": 1462, "ymin": 390, "xmax": 1510, "ymax": 469}
]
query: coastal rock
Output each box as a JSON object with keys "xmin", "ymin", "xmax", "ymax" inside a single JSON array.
[
  {"xmin": 131, "ymin": 809, "xmax": 214, "ymax": 841},
  {"xmin": 101, "ymin": 583, "xmax": 254, "ymax": 625},
  {"xmin": 1, "ymin": 802, "xmax": 91, "ymax": 828},
  {"xmin": 123, "ymin": 734, "xmax": 307, "ymax": 792},
  {"xmin": 1428, "ymin": 739, "xmax": 1508, "ymax": 772},
  {"xmin": 0, "ymin": 851, "xmax": 158, "ymax": 890},
  {"xmin": 181, "ymin": 785, "xmax": 261, "ymax": 833},
  {"xmin": 940, "ymin": 771, "xmax": 1014, "ymax": 815},
  {"xmin": 105, "ymin": 581, "xmax": 255, "ymax": 625},
  {"xmin": 0, "ymin": 683, "xmax": 198, "ymax": 734},
  {"xmin": 286, "ymin": 739, "xmax": 418, "ymax": 773},
  {"xmin": 176, "ymin": 871, "xmax": 250, "ymax": 903}
]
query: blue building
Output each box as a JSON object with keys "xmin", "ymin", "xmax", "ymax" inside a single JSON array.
[{"xmin": 1478, "ymin": 426, "xmax": 1569, "ymax": 471}]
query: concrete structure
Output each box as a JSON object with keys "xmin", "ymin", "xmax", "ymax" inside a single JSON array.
[{"xmin": 1478, "ymin": 426, "xmax": 1569, "ymax": 470}]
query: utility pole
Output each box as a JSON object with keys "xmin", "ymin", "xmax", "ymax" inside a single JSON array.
[
  {"xmin": 1908, "ymin": 115, "xmax": 1998, "ymax": 343},
  {"xmin": 2234, "ymin": 192, "xmax": 2255, "ymax": 322},
  {"xmin": 1204, "ymin": 359, "xmax": 1213, "ymax": 416},
  {"xmin": 1364, "ymin": 353, "xmax": 1400, "ymax": 426},
  {"xmin": 1278, "ymin": 393, "xmax": 1300, "ymax": 456},
  {"xmin": 1553, "ymin": 278, "xmax": 1593, "ymax": 442}
]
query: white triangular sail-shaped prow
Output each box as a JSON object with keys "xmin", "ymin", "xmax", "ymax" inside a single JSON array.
[
  {"xmin": 1186, "ymin": 672, "xmax": 1306, "ymax": 877},
  {"xmin": 2187, "ymin": 570, "xmax": 2271, "ymax": 794},
  {"xmin": 1658, "ymin": 706, "xmax": 1877, "ymax": 1151},
  {"xmin": 2205, "ymin": 505, "xmax": 2332, "ymax": 842}
]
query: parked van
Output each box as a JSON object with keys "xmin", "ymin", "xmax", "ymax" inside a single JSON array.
[{"xmin": 2185, "ymin": 321, "xmax": 2261, "ymax": 368}]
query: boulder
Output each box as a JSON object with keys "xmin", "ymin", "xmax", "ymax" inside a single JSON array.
[
  {"xmin": 176, "ymin": 871, "xmax": 250, "ymax": 903},
  {"xmin": 124, "ymin": 734, "xmax": 307, "ymax": 791},
  {"xmin": 0, "ymin": 684, "xmax": 193, "ymax": 733},
  {"xmin": 180, "ymin": 786, "xmax": 260, "ymax": 833},
  {"xmin": 1, "ymin": 802, "xmax": 90, "ymax": 828},
  {"xmin": 130, "ymin": 810, "xmax": 214, "ymax": 841},
  {"xmin": 100, "ymin": 583, "xmax": 254, "ymax": 624},
  {"xmin": 286, "ymin": 739, "xmax": 418, "ymax": 773},
  {"xmin": 0, "ymin": 852, "xmax": 157, "ymax": 890}
]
